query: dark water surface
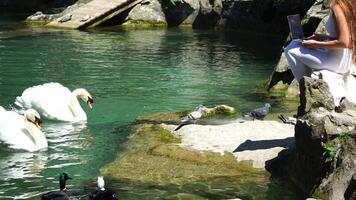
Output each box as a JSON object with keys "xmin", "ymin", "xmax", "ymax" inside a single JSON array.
[{"xmin": 0, "ymin": 13, "xmax": 301, "ymax": 199}]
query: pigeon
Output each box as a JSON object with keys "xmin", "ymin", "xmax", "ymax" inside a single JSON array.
[
  {"xmin": 278, "ymin": 114, "xmax": 297, "ymax": 125},
  {"xmin": 174, "ymin": 104, "xmax": 207, "ymax": 131},
  {"xmin": 243, "ymin": 103, "xmax": 271, "ymax": 120}
]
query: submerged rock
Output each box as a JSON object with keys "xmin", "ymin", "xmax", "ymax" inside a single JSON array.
[
  {"xmin": 136, "ymin": 104, "xmax": 236, "ymax": 124},
  {"xmin": 100, "ymin": 124, "xmax": 262, "ymax": 184}
]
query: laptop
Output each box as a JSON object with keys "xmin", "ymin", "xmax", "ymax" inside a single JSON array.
[{"xmin": 287, "ymin": 14, "xmax": 304, "ymax": 40}]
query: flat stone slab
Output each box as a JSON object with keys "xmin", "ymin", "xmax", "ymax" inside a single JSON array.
[
  {"xmin": 161, "ymin": 120, "xmax": 295, "ymax": 168},
  {"xmin": 47, "ymin": 0, "xmax": 142, "ymax": 29}
]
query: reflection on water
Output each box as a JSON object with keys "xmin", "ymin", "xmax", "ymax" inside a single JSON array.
[
  {"xmin": 0, "ymin": 122, "xmax": 91, "ymax": 199},
  {"xmin": 0, "ymin": 152, "xmax": 48, "ymax": 180}
]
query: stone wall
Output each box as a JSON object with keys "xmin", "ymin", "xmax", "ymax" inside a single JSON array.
[{"xmin": 122, "ymin": 0, "xmax": 316, "ymax": 31}]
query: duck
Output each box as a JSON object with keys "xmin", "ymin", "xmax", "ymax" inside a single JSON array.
[
  {"xmin": 0, "ymin": 107, "xmax": 47, "ymax": 152},
  {"xmin": 15, "ymin": 82, "xmax": 93, "ymax": 122},
  {"xmin": 41, "ymin": 172, "xmax": 72, "ymax": 200},
  {"xmin": 89, "ymin": 176, "xmax": 118, "ymax": 200}
]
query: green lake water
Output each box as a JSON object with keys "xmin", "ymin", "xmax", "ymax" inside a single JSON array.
[{"xmin": 0, "ymin": 12, "xmax": 301, "ymax": 199}]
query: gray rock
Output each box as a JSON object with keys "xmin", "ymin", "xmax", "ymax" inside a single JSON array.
[
  {"xmin": 193, "ymin": 0, "xmax": 223, "ymax": 28},
  {"xmin": 26, "ymin": 0, "xmax": 92, "ymax": 23},
  {"xmin": 285, "ymin": 79, "xmax": 300, "ymax": 98},
  {"xmin": 26, "ymin": 11, "xmax": 55, "ymax": 22},
  {"xmin": 57, "ymin": 14, "xmax": 72, "ymax": 23},
  {"xmin": 160, "ymin": 0, "xmax": 200, "ymax": 26},
  {"xmin": 124, "ymin": 0, "xmax": 167, "ymax": 25},
  {"xmin": 266, "ymin": 53, "xmax": 294, "ymax": 92},
  {"xmin": 289, "ymin": 76, "xmax": 356, "ymax": 199},
  {"xmin": 297, "ymin": 77, "xmax": 335, "ymax": 116},
  {"xmin": 199, "ymin": 0, "xmax": 212, "ymax": 15}
]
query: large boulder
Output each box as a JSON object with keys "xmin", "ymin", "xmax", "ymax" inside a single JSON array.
[
  {"xmin": 160, "ymin": 0, "xmax": 200, "ymax": 26},
  {"xmin": 290, "ymin": 77, "xmax": 356, "ymax": 199},
  {"xmin": 123, "ymin": 0, "xmax": 167, "ymax": 26}
]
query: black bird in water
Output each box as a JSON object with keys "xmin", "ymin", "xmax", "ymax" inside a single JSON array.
[
  {"xmin": 243, "ymin": 103, "xmax": 271, "ymax": 120},
  {"xmin": 41, "ymin": 172, "xmax": 72, "ymax": 200},
  {"xmin": 89, "ymin": 176, "xmax": 118, "ymax": 200},
  {"xmin": 174, "ymin": 105, "xmax": 207, "ymax": 131}
]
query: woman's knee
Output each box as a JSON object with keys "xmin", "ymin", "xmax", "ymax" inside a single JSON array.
[{"xmin": 284, "ymin": 40, "xmax": 302, "ymax": 53}]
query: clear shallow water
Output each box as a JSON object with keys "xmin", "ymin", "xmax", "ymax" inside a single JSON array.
[{"xmin": 0, "ymin": 14, "xmax": 299, "ymax": 199}]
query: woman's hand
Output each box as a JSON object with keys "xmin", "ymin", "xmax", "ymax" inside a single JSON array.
[
  {"xmin": 302, "ymin": 39, "xmax": 319, "ymax": 48},
  {"xmin": 305, "ymin": 34, "xmax": 333, "ymax": 41},
  {"xmin": 305, "ymin": 34, "xmax": 317, "ymax": 40}
]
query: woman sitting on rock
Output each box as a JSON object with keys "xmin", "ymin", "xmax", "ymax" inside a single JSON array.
[{"xmin": 284, "ymin": 0, "xmax": 355, "ymax": 81}]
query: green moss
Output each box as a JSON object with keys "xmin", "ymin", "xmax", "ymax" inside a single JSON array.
[
  {"xmin": 136, "ymin": 104, "xmax": 237, "ymax": 124},
  {"xmin": 156, "ymin": 126, "xmax": 180, "ymax": 143},
  {"xmin": 122, "ymin": 20, "xmax": 168, "ymax": 28},
  {"xmin": 339, "ymin": 131, "xmax": 354, "ymax": 144},
  {"xmin": 100, "ymin": 123, "xmax": 263, "ymax": 185},
  {"xmin": 301, "ymin": 18, "xmax": 309, "ymax": 26},
  {"xmin": 312, "ymin": 188, "xmax": 328, "ymax": 200},
  {"xmin": 203, "ymin": 105, "xmax": 236, "ymax": 118},
  {"xmin": 136, "ymin": 110, "xmax": 191, "ymax": 124},
  {"xmin": 323, "ymin": 143, "xmax": 336, "ymax": 162}
]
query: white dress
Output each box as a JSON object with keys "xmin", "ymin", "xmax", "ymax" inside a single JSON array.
[{"xmin": 284, "ymin": 11, "xmax": 353, "ymax": 81}]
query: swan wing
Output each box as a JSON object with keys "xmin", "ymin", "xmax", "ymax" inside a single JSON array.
[
  {"xmin": 15, "ymin": 82, "xmax": 74, "ymax": 121},
  {"xmin": 0, "ymin": 110, "xmax": 40, "ymax": 151}
]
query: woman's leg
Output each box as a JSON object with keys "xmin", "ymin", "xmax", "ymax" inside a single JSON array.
[
  {"xmin": 284, "ymin": 40, "xmax": 342, "ymax": 81},
  {"xmin": 284, "ymin": 40, "xmax": 312, "ymax": 81}
]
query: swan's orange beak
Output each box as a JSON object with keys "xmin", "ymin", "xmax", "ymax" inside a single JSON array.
[
  {"xmin": 87, "ymin": 97, "xmax": 93, "ymax": 109},
  {"xmin": 34, "ymin": 117, "xmax": 42, "ymax": 129}
]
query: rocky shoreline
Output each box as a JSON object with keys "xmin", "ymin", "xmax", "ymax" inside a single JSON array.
[
  {"xmin": 20, "ymin": 0, "xmax": 314, "ymax": 33},
  {"xmin": 3, "ymin": 0, "xmax": 354, "ymax": 198},
  {"xmin": 100, "ymin": 76, "xmax": 355, "ymax": 199}
]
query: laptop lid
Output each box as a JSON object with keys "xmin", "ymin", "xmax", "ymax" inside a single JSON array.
[{"xmin": 287, "ymin": 14, "xmax": 304, "ymax": 39}]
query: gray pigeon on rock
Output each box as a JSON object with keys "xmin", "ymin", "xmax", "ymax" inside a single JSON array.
[
  {"xmin": 174, "ymin": 104, "xmax": 207, "ymax": 131},
  {"xmin": 243, "ymin": 103, "xmax": 271, "ymax": 120}
]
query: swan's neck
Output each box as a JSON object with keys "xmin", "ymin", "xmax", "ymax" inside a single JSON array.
[
  {"xmin": 25, "ymin": 121, "xmax": 47, "ymax": 147},
  {"xmin": 69, "ymin": 92, "xmax": 86, "ymax": 120}
]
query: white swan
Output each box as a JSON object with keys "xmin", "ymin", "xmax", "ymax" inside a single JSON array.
[
  {"xmin": 15, "ymin": 82, "xmax": 93, "ymax": 122},
  {"xmin": 0, "ymin": 107, "xmax": 47, "ymax": 152}
]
